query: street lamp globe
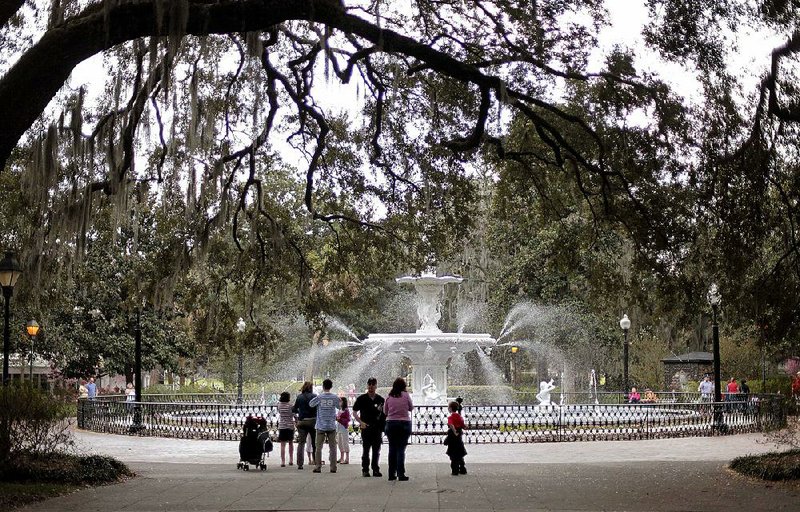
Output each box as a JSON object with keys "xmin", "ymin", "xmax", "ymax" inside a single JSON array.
[
  {"xmin": 0, "ymin": 252, "xmax": 22, "ymax": 288},
  {"xmin": 707, "ymin": 283, "xmax": 721, "ymax": 307},
  {"xmin": 619, "ymin": 314, "xmax": 631, "ymax": 331},
  {"xmin": 26, "ymin": 319, "xmax": 40, "ymax": 337}
]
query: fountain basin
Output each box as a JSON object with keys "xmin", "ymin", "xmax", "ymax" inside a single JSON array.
[{"xmin": 363, "ymin": 332, "xmax": 495, "ymax": 405}]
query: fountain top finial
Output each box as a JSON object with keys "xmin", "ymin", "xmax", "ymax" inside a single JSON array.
[
  {"xmin": 395, "ymin": 269, "xmax": 462, "ymax": 333},
  {"xmin": 396, "ymin": 272, "xmax": 463, "ymax": 285}
]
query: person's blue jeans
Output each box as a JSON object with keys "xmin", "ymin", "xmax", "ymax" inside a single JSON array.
[{"xmin": 385, "ymin": 420, "xmax": 411, "ymax": 478}]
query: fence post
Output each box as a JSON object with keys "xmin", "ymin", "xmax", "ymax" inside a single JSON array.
[
  {"xmin": 558, "ymin": 404, "xmax": 562, "ymax": 442},
  {"xmin": 217, "ymin": 405, "xmax": 222, "ymax": 440},
  {"xmin": 77, "ymin": 398, "xmax": 84, "ymax": 429}
]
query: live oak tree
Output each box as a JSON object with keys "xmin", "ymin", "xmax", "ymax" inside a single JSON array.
[
  {"xmin": 0, "ymin": 0, "xmax": 657, "ymax": 272},
  {"xmin": 3, "ymin": 0, "xmax": 800, "ymax": 361}
]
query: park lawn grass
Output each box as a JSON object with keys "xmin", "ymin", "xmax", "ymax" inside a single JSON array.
[
  {"xmin": 730, "ymin": 449, "xmax": 800, "ymax": 481},
  {"xmin": 0, "ymin": 481, "xmax": 82, "ymax": 510}
]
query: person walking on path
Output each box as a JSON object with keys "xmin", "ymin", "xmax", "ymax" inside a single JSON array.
[
  {"xmin": 277, "ymin": 391, "xmax": 295, "ymax": 467},
  {"xmin": 726, "ymin": 377, "xmax": 739, "ymax": 398},
  {"xmin": 293, "ymin": 381, "xmax": 317, "ymax": 470},
  {"xmin": 792, "ymin": 371, "xmax": 800, "ymax": 403},
  {"xmin": 698, "ymin": 375, "xmax": 713, "ymax": 401},
  {"xmin": 353, "ymin": 377, "xmax": 385, "ymax": 478},
  {"xmin": 445, "ymin": 400, "xmax": 467, "ymax": 476},
  {"xmin": 86, "ymin": 377, "xmax": 97, "ymax": 399},
  {"xmin": 125, "ymin": 383, "xmax": 135, "ymax": 412},
  {"xmin": 336, "ymin": 396, "xmax": 351, "ymax": 464},
  {"xmin": 383, "ymin": 377, "xmax": 413, "ymax": 481},
  {"xmin": 310, "ymin": 378, "xmax": 339, "ymax": 473},
  {"xmin": 740, "ymin": 379, "xmax": 750, "ymax": 397},
  {"xmin": 78, "ymin": 380, "xmax": 88, "ymax": 399}
]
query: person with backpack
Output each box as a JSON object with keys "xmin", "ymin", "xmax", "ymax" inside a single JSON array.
[{"xmin": 293, "ymin": 381, "xmax": 317, "ymax": 470}]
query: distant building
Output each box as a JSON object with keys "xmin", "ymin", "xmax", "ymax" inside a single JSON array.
[
  {"xmin": 661, "ymin": 352, "xmax": 713, "ymax": 391},
  {"xmin": 6, "ymin": 352, "xmax": 54, "ymax": 390}
]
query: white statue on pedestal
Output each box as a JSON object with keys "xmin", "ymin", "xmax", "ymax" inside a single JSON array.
[
  {"xmin": 536, "ymin": 379, "xmax": 556, "ymax": 406},
  {"xmin": 420, "ymin": 373, "xmax": 441, "ymax": 403}
]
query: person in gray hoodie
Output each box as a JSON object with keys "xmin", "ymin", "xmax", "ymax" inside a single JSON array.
[{"xmin": 310, "ymin": 378, "xmax": 339, "ymax": 473}]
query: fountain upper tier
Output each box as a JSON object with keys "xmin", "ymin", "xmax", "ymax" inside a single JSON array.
[
  {"xmin": 395, "ymin": 272, "xmax": 464, "ymax": 334},
  {"xmin": 363, "ymin": 272, "xmax": 496, "ymax": 367},
  {"xmin": 362, "ymin": 271, "xmax": 496, "ymax": 404},
  {"xmin": 363, "ymin": 332, "xmax": 496, "ymax": 361}
]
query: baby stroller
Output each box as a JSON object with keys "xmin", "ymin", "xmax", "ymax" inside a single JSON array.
[{"xmin": 237, "ymin": 415, "xmax": 273, "ymax": 471}]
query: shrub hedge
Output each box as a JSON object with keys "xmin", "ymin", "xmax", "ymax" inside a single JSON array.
[
  {"xmin": 0, "ymin": 452, "xmax": 132, "ymax": 484},
  {"xmin": 729, "ymin": 449, "xmax": 800, "ymax": 481}
]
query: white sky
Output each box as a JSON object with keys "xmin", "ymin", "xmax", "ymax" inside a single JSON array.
[
  {"xmin": 64, "ymin": 0, "xmax": 789, "ymax": 203},
  {"xmin": 69, "ymin": 0, "xmax": 786, "ymax": 128}
]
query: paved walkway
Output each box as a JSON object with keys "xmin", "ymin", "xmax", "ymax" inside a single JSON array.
[{"xmin": 18, "ymin": 431, "xmax": 800, "ymax": 511}]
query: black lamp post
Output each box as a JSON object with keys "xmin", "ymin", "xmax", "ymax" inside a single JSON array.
[
  {"xmin": 707, "ymin": 283, "xmax": 725, "ymax": 431},
  {"xmin": 0, "ymin": 252, "xmax": 22, "ymax": 386},
  {"xmin": 26, "ymin": 320, "xmax": 39, "ymax": 382},
  {"xmin": 707, "ymin": 284, "xmax": 722, "ymax": 403},
  {"xmin": 130, "ymin": 309, "xmax": 144, "ymax": 433},
  {"xmin": 236, "ymin": 317, "xmax": 245, "ymax": 404},
  {"xmin": 510, "ymin": 345, "xmax": 519, "ymax": 385},
  {"xmin": 619, "ymin": 313, "xmax": 631, "ymax": 394}
]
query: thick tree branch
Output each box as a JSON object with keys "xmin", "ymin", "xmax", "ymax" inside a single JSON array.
[
  {"xmin": 0, "ymin": 0, "xmax": 348, "ymax": 169},
  {"xmin": 0, "ymin": 0, "xmax": 603, "ymax": 180}
]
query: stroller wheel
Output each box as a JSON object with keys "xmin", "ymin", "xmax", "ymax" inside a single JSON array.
[
  {"xmin": 260, "ymin": 464, "xmax": 266, "ymax": 471},
  {"xmin": 244, "ymin": 464, "xmax": 249, "ymax": 471}
]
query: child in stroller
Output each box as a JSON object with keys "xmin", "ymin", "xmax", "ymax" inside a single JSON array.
[{"xmin": 237, "ymin": 415, "xmax": 273, "ymax": 471}]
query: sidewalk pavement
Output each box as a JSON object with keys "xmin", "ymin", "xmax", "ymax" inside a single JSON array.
[{"xmin": 18, "ymin": 431, "xmax": 800, "ymax": 511}]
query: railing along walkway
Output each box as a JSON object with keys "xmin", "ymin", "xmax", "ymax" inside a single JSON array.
[{"xmin": 77, "ymin": 394, "xmax": 786, "ymax": 443}]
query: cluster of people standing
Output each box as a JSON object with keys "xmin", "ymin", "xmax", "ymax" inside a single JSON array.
[
  {"xmin": 697, "ymin": 375, "xmax": 751, "ymax": 401},
  {"xmin": 272, "ymin": 376, "xmax": 467, "ymax": 480},
  {"xmin": 77, "ymin": 377, "xmax": 97, "ymax": 399}
]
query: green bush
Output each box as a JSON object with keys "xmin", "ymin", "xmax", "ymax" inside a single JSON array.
[
  {"xmin": 0, "ymin": 384, "xmax": 73, "ymax": 461},
  {"xmin": 144, "ymin": 380, "xmax": 301, "ymax": 396},
  {"xmin": 746, "ymin": 376, "xmax": 791, "ymax": 394},
  {"xmin": 143, "ymin": 383, "xmax": 221, "ymax": 395},
  {"xmin": 0, "ymin": 452, "xmax": 132, "ymax": 484},
  {"xmin": 730, "ymin": 449, "xmax": 800, "ymax": 481}
]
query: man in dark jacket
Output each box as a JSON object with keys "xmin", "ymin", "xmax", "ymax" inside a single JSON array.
[{"xmin": 353, "ymin": 377, "xmax": 385, "ymax": 477}]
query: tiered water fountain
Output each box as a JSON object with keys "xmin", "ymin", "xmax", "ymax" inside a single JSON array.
[
  {"xmin": 86, "ymin": 272, "xmax": 775, "ymax": 442},
  {"xmin": 363, "ymin": 271, "xmax": 496, "ymax": 405}
]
